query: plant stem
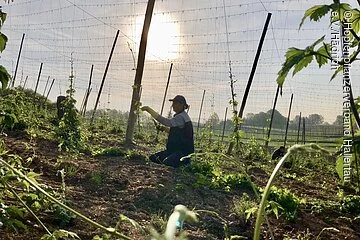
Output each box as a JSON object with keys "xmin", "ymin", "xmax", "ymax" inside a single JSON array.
[
  {"xmin": 5, "ymin": 182, "xmax": 51, "ymax": 235},
  {"xmin": 0, "ymin": 158, "xmax": 132, "ymax": 240},
  {"xmin": 253, "ymin": 144, "xmax": 301, "ymax": 240}
]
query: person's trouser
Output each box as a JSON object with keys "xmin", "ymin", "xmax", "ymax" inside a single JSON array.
[{"xmin": 149, "ymin": 150, "xmax": 191, "ymax": 168}]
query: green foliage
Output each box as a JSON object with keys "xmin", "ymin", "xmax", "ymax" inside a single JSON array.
[
  {"xmin": 240, "ymin": 138, "xmax": 268, "ymax": 161},
  {"xmin": 340, "ymin": 195, "xmax": 360, "ymax": 214},
  {"xmin": 299, "ymin": 5, "xmax": 331, "ymax": 27},
  {"xmin": 92, "ymin": 234, "xmax": 112, "ymax": 240},
  {"xmin": 277, "ymin": 2, "xmax": 360, "ymax": 87},
  {"xmin": 277, "ymin": 36, "xmax": 327, "ymax": 86},
  {"xmin": 0, "ymin": 203, "xmax": 27, "ymax": 233},
  {"xmin": 56, "ymin": 96, "xmax": 84, "ymax": 153},
  {"xmin": 90, "ymin": 171, "xmax": 104, "ymax": 185},
  {"xmin": 49, "ymin": 203, "xmax": 77, "ymax": 227},
  {"xmin": 94, "ymin": 147, "xmax": 126, "ymax": 157},
  {"xmin": 195, "ymin": 125, "xmax": 221, "ymax": 152},
  {"xmin": 350, "ymin": 9, "xmax": 360, "ymax": 34},
  {"xmin": 125, "ymin": 149, "xmax": 147, "ymax": 161},
  {"xmin": 185, "ymin": 155, "xmax": 253, "ymax": 192},
  {"xmin": 0, "ymin": 150, "xmax": 40, "ymax": 233},
  {"xmin": 0, "ymin": 65, "xmax": 10, "ymax": 89},
  {"xmin": 0, "ymin": 32, "xmax": 7, "ymax": 52},
  {"xmin": 233, "ymin": 193, "xmax": 257, "ymax": 222},
  {"xmin": 336, "ymin": 154, "xmax": 344, "ymax": 181},
  {"xmin": 299, "ymin": 3, "xmax": 352, "ymax": 28},
  {"xmin": 0, "ymin": 88, "xmax": 57, "ymax": 135},
  {"xmin": 267, "ymin": 186, "xmax": 301, "ymax": 221},
  {"xmin": 0, "ymin": 7, "xmax": 10, "ymax": 89},
  {"xmin": 40, "ymin": 229, "xmax": 80, "ymax": 240},
  {"xmin": 89, "ymin": 109, "xmax": 127, "ymax": 134}
]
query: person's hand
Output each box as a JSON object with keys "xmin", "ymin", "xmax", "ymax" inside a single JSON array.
[
  {"xmin": 155, "ymin": 122, "xmax": 166, "ymax": 132},
  {"xmin": 141, "ymin": 106, "xmax": 150, "ymax": 112}
]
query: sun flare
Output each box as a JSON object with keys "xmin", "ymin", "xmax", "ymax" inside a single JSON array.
[{"xmin": 136, "ymin": 14, "xmax": 180, "ymax": 61}]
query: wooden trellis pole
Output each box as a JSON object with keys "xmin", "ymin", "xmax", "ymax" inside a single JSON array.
[
  {"xmin": 283, "ymin": 93, "xmax": 294, "ymax": 148},
  {"xmin": 90, "ymin": 30, "xmax": 120, "ymax": 125},
  {"xmin": 125, "ymin": 0, "xmax": 156, "ymax": 144},
  {"xmin": 33, "ymin": 63, "xmax": 43, "ymax": 104},
  {"xmin": 81, "ymin": 64, "xmax": 93, "ymax": 116},
  {"xmin": 227, "ymin": 12, "xmax": 272, "ymax": 154},
  {"xmin": 196, "ymin": 90, "xmax": 206, "ymax": 135},
  {"xmin": 12, "ymin": 33, "xmax": 25, "ymax": 88},
  {"xmin": 302, "ymin": 117, "xmax": 306, "ymax": 144},
  {"xmin": 22, "ymin": 75, "xmax": 28, "ymax": 89},
  {"xmin": 42, "ymin": 76, "xmax": 50, "ymax": 98},
  {"xmin": 296, "ymin": 112, "xmax": 302, "ymax": 144},
  {"xmin": 82, "ymin": 88, "xmax": 92, "ymax": 117},
  {"xmin": 43, "ymin": 78, "xmax": 55, "ymax": 105},
  {"xmin": 265, "ymin": 85, "xmax": 280, "ymax": 148},
  {"xmin": 160, "ymin": 63, "xmax": 173, "ymax": 115},
  {"xmin": 155, "ymin": 63, "xmax": 173, "ymax": 139},
  {"xmin": 221, "ymin": 107, "xmax": 228, "ymax": 144}
]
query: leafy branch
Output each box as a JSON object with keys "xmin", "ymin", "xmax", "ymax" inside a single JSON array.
[
  {"xmin": 276, "ymin": 36, "xmax": 330, "ymax": 86},
  {"xmin": 277, "ymin": 2, "xmax": 360, "ymax": 86},
  {"xmin": 0, "ymin": 6, "xmax": 11, "ymax": 89},
  {"xmin": 0, "ymin": 157, "xmax": 132, "ymax": 240}
]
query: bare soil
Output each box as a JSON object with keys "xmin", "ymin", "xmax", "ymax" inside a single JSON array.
[{"xmin": 1, "ymin": 130, "xmax": 359, "ymax": 240}]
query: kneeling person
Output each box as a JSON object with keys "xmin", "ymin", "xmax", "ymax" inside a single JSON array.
[{"xmin": 141, "ymin": 95, "xmax": 194, "ymax": 168}]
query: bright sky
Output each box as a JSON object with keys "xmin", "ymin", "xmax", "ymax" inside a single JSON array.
[{"xmin": 1, "ymin": 0, "xmax": 359, "ymax": 124}]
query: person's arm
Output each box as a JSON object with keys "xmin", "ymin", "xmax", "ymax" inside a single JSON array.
[
  {"xmin": 141, "ymin": 106, "xmax": 172, "ymax": 126},
  {"xmin": 141, "ymin": 106, "xmax": 185, "ymax": 128}
]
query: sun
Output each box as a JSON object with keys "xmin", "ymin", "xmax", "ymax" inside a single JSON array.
[{"xmin": 135, "ymin": 14, "xmax": 180, "ymax": 61}]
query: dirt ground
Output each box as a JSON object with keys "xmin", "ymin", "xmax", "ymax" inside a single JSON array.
[{"xmin": 1, "ymin": 130, "xmax": 359, "ymax": 240}]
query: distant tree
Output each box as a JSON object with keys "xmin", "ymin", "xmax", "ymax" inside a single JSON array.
[
  {"xmin": 244, "ymin": 111, "xmax": 267, "ymax": 127},
  {"xmin": 307, "ymin": 114, "xmax": 324, "ymax": 125},
  {"xmin": 267, "ymin": 109, "xmax": 287, "ymax": 128},
  {"xmin": 289, "ymin": 114, "xmax": 302, "ymax": 130},
  {"xmin": 244, "ymin": 109, "xmax": 287, "ymax": 128},
  {"xmin": 333, "ymin": 115, "xmax": 342, "ymax": 125},
  {"xmin": 246, "ymin": 113, "xmax": 255, "ymax": 119}
]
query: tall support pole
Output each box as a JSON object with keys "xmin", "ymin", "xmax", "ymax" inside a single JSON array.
[
  {"xmin": 43, "ymin": 78, "xmax": 55, "ymax": 105},
  {"xmin": 221, "ymin": 107, "xmax": 228, "ymax": 144},
  {"xmin": 90, "ymin": 30, "xmax": 120, "ymax": 125},
  {"xmin": 296, "ymin": 112, "xmax": 302, "ymax": 144},
  {"xmin": 302, "ymin": 117, "xmax": 306, "ymax": 144},
  {"xmin": 42, "ymin": 76, "xmax": 50, "ymax": 97},
  {"xmin": 83, "ymin": 88, "xmax": 92, "ymax": 117},
  {"xmin": 264, "ymin": 85, "xmax": 280, "ymax": 148},
  {"xmin": 125, "ymin": 0, "xmax": 156, "ymax": 144},
  {"xmin": 227, "ymin": 12, "xmax": 272, "ymax": 154},
  {"xmin": 155, "ymin": 63, "xmax": 173, "ymax": 139},
  {"xmin": 137, "ymin": 87, "xmax": 143, "ymax": 132},
  {"xmin": 350, "ymin": 116, "xmax": 360, "ymax": 191},
  {"xmin": 283, "ymin": 93, "xmax": 294, "ymax": 148},
  {"xmin": 22, "ymin": 76, "xmax": 28, "ymax": 89},
  {"xmin": 12, "ymin": 33, "xmax": 25, "ymax": 88},
  {"xmin": 196, "ymin": 90, "xmax": 206, "ymax": 135},
  {"xmin": 33, "ymin": 63, "xmax": 43, "ymax": 104},
  {"xmin": 81, "ymin": 65, "xmax": 94, "ymax": 116},
  {"xmin": 160, "ymin": 63, "xmax": 173, "ymax": 115}
]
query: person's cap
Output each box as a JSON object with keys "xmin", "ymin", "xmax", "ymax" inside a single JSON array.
[{"xmin": 169, "ymin": 95, "xmax": 189, "ymax": 109}]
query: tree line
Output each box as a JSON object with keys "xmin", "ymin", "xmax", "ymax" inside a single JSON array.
[{"xmin": 204, "ymin": 110, "xmax": 342, "ymax": 131}]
